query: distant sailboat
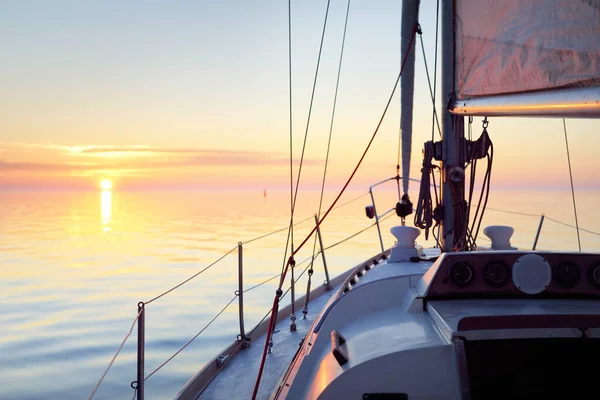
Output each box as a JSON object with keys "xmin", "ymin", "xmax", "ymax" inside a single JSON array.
[{"xmin": 263, "ymin": 189, "xmax": 267, "ymax": 198}]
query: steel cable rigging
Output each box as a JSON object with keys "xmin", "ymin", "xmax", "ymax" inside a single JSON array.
[
  {"xmin": 304, "ymin": 0, "xmax": 352, "ymax": 320},
  {"xmin": 251, "ymin": 23, "xmax": 419, "ymax": 399}
]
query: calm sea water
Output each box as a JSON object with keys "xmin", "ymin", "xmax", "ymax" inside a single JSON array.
[{"xmin": 2, "ymin": 189, "xmax": 600, "ymax": 399}]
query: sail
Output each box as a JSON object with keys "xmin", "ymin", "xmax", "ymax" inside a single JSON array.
[
  {"xmin": 456, "ymin": 0, "xmax": 600, "ymax": 98},
  {"xmin": 400, "ymin": 0, "xmax": 419, "ymax": 194}
]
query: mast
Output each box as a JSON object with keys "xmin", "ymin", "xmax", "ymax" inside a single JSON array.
[
  {"xmin": 400, "ymin": 0, "xmax": 419, "ymax": 196},
  {"xmin": 440, "ymin": 0, "xmax": 464, "ymax": 252}
]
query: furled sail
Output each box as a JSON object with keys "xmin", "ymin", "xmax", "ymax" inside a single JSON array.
[
  {"xmin": 451, "ymin": 0, "xmax": 600, "ymax": 117},
  {"xmin": 400, "ymin": 0, "xmax": 419, "ymax": 194}
]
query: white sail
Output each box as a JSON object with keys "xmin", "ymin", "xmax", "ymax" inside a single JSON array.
[
  {"xmin": 400, "ymin": 0, "xmax": 419, "ymax": 195},
  {"xmin": 455, "ymin": 0, "xmax": 600, "ymax": 98}
]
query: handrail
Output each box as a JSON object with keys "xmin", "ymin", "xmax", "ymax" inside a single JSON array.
[
  {"xmin": 485, "ymin": 206, "xmax": 600, "ymax": 237},
  {"xmin": 482, "ymin": 207, "xmax": 600, "ymax": 250},
  {"xmin": 368, "ymin": 176, "xmax": 403, "ymax": 252},
  {"xmin": 88, "ymin": 192, "xmax": 374, "ymax": 400},
  {"xmin": 144, "ymin": 295, "xmax": 239, "ymax": 382},
  {"xmin": 144, "ymin": 246, "xmax": 238, "ymax": 305},
  {"xmin": 241, "ymin": 191, "xmax": 369, "ymax": 245},
  {"xmin": 324, "ymin": 212, "xmax": 395, "ymax": 252},
  {"xmin": 157, "ymin": 219, "xmax": 386, "ymax": 391}
]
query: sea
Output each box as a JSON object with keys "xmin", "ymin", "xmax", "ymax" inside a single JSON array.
[{"xmin": 2, "ymin": 188, "xmax": 600, "ymax": 399}]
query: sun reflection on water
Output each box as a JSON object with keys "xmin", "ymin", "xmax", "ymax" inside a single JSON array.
[{"xmin": 101, "ymin": 190, "xmax": 112, "ymax": 232}]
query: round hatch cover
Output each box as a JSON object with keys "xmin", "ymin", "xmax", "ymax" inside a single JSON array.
[{"xmin": 512, "ymin": 254, "xmax": 551, "ymax": 295}]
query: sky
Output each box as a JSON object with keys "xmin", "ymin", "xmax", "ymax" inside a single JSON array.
[{"xmin": 0, "ymin": 0, "xmax": 598, "ymax": 192}]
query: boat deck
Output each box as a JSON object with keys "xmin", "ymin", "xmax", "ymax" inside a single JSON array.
[
  {"xmin": 199, "ymin": 281, "xmax": 339, "ymax": 400},
  {"xmin": 195, "ymin": 248, "xmax": 439, "ymax": 400}
]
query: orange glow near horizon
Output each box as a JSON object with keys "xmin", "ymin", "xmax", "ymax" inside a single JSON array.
[{"xmin": 1, "ymin": 115, "xmax": 599, "ymax": 194}]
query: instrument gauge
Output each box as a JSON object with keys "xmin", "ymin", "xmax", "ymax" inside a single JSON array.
[
  {"xmin": 483, "ymin": 261, "xmax": 509, "ymax": 287},
  {"xmin": 587, "ymin": 263, "xmax": 600, "ymax": 289},
  {"xmin": 553, "ymin": 261, "xmax": 581, "ymax": 289},
  {"xmin": 449, "ymin": 261, "xmax": 476, "ymax": 287}
]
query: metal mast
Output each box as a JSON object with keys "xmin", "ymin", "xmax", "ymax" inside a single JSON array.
[{"xmin": 440, "ymin": 0, "xmax": 465, "ymax": 252}]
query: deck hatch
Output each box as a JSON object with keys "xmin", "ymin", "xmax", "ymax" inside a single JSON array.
[
  {"xmin": 463, "ymin": 337, "xmax": 600, "ymax": 399},
  {"xmin": 362, "ymin": 394, "xmax": 408, "ymax": 399},
  {"xmin": 457, "ymin": 314, "xmax": 600, "ymax": 331}
]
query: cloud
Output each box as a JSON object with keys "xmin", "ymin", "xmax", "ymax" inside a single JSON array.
[
  {"xmin": 0, "ymin": 161, "xmax": 86, "ymax": 171},
  {"xmin": 0, "ymin": 147, "xmax": 317, "ymax": 171},
  {"xmin": 1, "ymin": 142, "xmax": 294, "ymax": 160}
]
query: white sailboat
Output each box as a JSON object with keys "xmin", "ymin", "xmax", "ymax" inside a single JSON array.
[
  {"xmin": 89, "ymin": 1, "xmax": 600, "ymax": 399},
  {"xmin": 178, "ymin": 1, "xmax": 600, "ymax": 399}
]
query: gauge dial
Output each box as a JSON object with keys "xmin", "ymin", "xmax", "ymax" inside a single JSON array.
[
  {"xmin": 483, "ymin": 261, "xmax": 509, "ymax": 287},
  {"xmin": 553, "ymin": 261, "xmax": 580, "ymax": 289},
  {"xmin": 587, "ymin": 264, "xmax": 600, "ymax": 289},
  {"xmin": 449, "ymin": 261, "xmax": 475, "ymax": 287}
]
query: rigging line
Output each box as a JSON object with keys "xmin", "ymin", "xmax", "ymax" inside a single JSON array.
[
  {"xmin": 396, "ymin": 11, "xmax": 401, "ymax": 170},
  {"xmin": 243, "ymin": 273, "xmax": 282, "ymax": 294},
  {"xmin": 291, "ymin": 0, "xmax": 332, "ymax": 217},
  {"xmin": 276, "ymin": 0, "xmax": 296, "ymax": 292},
  {"xmin": 563, "ymin": 118, "xmax": 582, "ymax": 252},
  {"xmin": 246, "ymin": 251, "xmax": 316, "ymax": 296},
  {"xmin": 485, "ymin": 207, "xmax": 600, "ymax": 237},
  {"xmin": 144, "ymin": 295, "xmax": 238, "ymax": 382},
  {"xmin": 245, "ymin": 191, "xmax": 369, "ymax": 246},
  {"xmin": 276, "ymin": 193, "xmax": 368, "ymax": 279},
  {"xmin": 323, "ymin": 212, "xmax": 395, "ymax": 251},
  {"xmin": 144, "ymin": 245, "xmax": 237, "ymax": 305},
  {"xmin": 485, "ymin": 206, "xmax": 539, "ymax": 218},
  {"xmin": 247, "ymin": 255, "xmax": 314, "ymax": 337},
  {"xmin": 294, "ymin": 255, "xmax": 315, "ymax": 282},
  {"xmin": 471, "ymin": 146, "xmax": 493, "ymax": 247},
  {"xmin": 467, "ymin": 134, "xmax": 492, "ymax": 247},
  {"xmin": 545, "ymin": 217, "xmax": 600, "ymax": 238},
  {"xmin": 431, "ymin": 0, "xmax": 440, "ymax": 142},
  {"xmin": 290, "ymin": 25, "xmax": 419, "ymax": 262},
  {"xmin": 331, "ymin": 191, "xmax": 369, "ymax": 210},
  {"xmin": 309, "ymin": 0, "xmax": 353, "ymax": 287},
  {"xmin": 465, "ymin": 137, "xmax": 477, "ymax": 245},
  {"xmin": 397, "ymin": 126, "xmax": 401, "ymax": 171},
  {"xmin": 276, "ymin": 193, "xmax": 369, "ymax": 286},
  {"xmin": 242, "ymin": 214, "xmax": 314, "ymax": 245},
  {"xmin": 288, "ymin": 0, "xmax": 294, "ymax": 261},
  {"xmin": 279, "ymin": 219, "xmax": 293, "ymax": 286},
  {"xmin": 279, "ymin": 0, "xmax": 331, "ymax": 288},
  {"xmin": 252, "ymin": 26, "xmax": 418, "ymax": 400},
  {"xmin": 418, "ymin": 32, "xmax": 441, "ymax": 137},
  {"xmin": 88, "ymin": 309, "xmax": 143, "ymax": 400},
  {"xmin": 247, "ymin": 191, "xmax": 369, "ymax": 245},
  {"xmin": 248, "ymin": 309, "xmax": 273, "ymax": 337},
  {"xmin": 317, "ymin": 0, "xmax": 350, "ymax": 220}
]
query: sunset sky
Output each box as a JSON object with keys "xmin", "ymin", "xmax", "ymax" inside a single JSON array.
[{"xmin": 1, "ymin": 0, "xmax": 598, "ymax": 192}]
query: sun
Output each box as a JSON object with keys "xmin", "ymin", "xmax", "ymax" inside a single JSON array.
[{"xmin": 100, "ymin": 179, "xmax": 113, "ymax": 190}]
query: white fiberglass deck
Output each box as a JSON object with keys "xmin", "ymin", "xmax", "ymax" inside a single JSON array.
[
  {"xmin": 196, "ymin": 249, "xmax": 439, "ymax": 400},
  {"xmin": 199, "ymin": 282, "xmax": 339, "ymax": 400}
]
